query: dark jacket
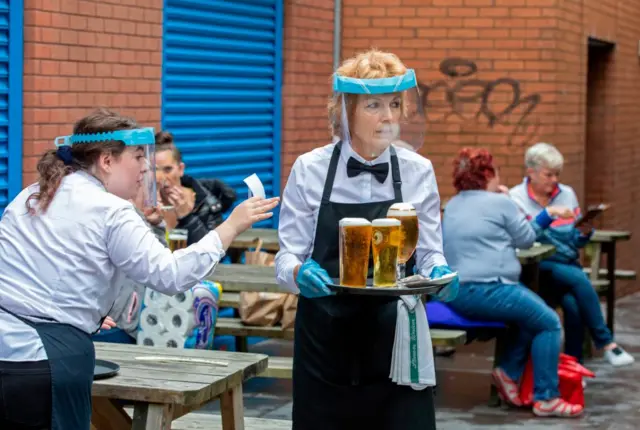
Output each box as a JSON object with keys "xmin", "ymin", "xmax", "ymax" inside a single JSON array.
[{"xmin": 176, "ymin": 175, "xmax": 237, "ymax": 245}]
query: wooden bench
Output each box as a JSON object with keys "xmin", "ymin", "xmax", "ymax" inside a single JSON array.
[
  {"xmin": 216, "ymin": 317, "xmax": 466, "ymax": 349},
  {"xmin": 124, "ymin": 409, "xmax": 291, "ymax": 430},
  {"xmin": 583, "ymin": 268, "xmax": 637, "ymax": 280},
  {"xmin": 262, "ymin": 356, "xmax": 294, "ymax": 379},
  {"xmin": 172, "ymin": 414, "xmax": 291, "ymax": 430},
  {"xmin": 216, "ymin": 317, "xmax": 294, "ymax": 341}
]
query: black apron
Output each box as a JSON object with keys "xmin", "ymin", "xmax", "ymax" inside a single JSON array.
[
  {"xmin": 0, "ymin": 305, "xmax": 95, "ymax": 430},
  {"xmin": 292, "ymin": 143, "xmax": 436, "ymax": 430}
]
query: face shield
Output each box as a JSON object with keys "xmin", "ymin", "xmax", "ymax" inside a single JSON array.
[
  {"xmin": 332, "ymin": 69, "xmax": 425, "ymax": 157},
  {"xmin": 54, "ymin": 127, "xmax": 157, "ymax": 210}
]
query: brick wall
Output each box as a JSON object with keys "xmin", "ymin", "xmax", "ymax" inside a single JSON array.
[
  {"xmin": 280, "ymin": 0, "xmax": 336, "ymax": 187},
  {"xmin": 575, "ymin": 0, "xmax": 640, "ymax": 296},
  {"xmin": 22, "ymin": 0, "xmax": 163, "ymax": 185},
  {"xmin": 341, "ymin": 0, "xmax": 563, "ymax": 197},
  {"xmin": 320, "ymin": 0, "xmax": 640, "ymax": 295}
]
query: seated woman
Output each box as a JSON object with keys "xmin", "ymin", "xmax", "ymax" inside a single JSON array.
[
  {"xmin": 510, "ymin": 142, "xmax": 634, "ymax": 367},
  {"xmin": 443, "ymin": 147, "xmax": 583, "ymax": 418},
  {"xmin": 155, "ymin": 130, "xmax": 237, "ymax": 244}
]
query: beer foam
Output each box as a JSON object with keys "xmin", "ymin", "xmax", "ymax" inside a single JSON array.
[
  {"xmin": 389, "ymin": 202, "xmax": 415, "ymax": 211},
  {"xmin": 339, "ymin": 217, "xmax": 371, "ymax": 227},
  {"xmin": 372, "ymin": 218, "xmax": 401, "ymax": 227},
  {"xmin": 387, "ymin": 206, "xmax": 417, "ymax": 217}
]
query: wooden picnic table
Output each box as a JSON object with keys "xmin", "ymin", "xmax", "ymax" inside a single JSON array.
[
  {"xmin": 586, "ymin": 230, "xmax": 631, "ymax": 332},
  {"xmin": 209, "ymin": 264, "xmax": 281, "ymax": 294},
  {"xmin": 223, "ymin": 234, "xmax": 556, "ymax": 294},
  {"xmin": 91, "ymin": 343, "xmax": 267, "ymax": 430}
]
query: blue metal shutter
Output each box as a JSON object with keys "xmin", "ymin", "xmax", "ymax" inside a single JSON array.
[
  {"xmin": 0, "ymin": 1, "xmax": 23, "ymax": 215},
  {"xmin": 163, "ymin": 0, "xmax": 283, "ymax": 227}
]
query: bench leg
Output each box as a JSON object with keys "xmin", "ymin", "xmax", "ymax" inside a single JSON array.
[
  {"xmin": 488, "ymin": 331, "xmax": 507, "ymax": 407},
  {"xmin": 604, "ymin": 243, "xmax": 616, "ymax": 334},
  {"xmin": 582, "ymin": 327, "xmax": 593, "ymax": 359},
  {"xmin": 91, "ymin": 397, "xmax": 132, "ymax": 430},
  {"xmin": 221, "ymin": 385, "xmax": 245, "ymax": 430},
  {"xmin": 235, "ymin": 336, "xmax": 249, "ymax": 353},
  {"xmin": 132, "ymin": 403, "xmax": 174, "ymax": 430}
]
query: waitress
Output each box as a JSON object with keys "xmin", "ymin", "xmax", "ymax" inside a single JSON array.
[
  {"xmin": 0, "ymin": 108, "xmax": 279, "ymax": 430},
  {"xmin": 275, "ymin": 49, "xmax": 459, "ymax": 430}
]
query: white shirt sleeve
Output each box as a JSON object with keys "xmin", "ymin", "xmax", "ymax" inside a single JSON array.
[
  {"xmin": 106, "ymin": 206, "xmax": 225, "ymax": 295},
  {"xmin": 274, "ymin": 158, "xmax": 315, "ymax": 293},
  {"xmin": 415, "ymin": 163, "xmax": 448, "ymax": 277}
]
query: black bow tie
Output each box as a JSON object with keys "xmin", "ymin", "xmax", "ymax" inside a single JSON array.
[{"xmin": 346, "ymin": 157, "xmax": 389, "ymax": 184}]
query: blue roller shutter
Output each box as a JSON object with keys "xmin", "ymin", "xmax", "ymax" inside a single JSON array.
[
  {"xmin": 0, "ymin": 1, "xmax": 23, "ymax": 215},
  {"xmin": 162, "ymin": 0, "xmax": 283, "ymax": 227}
]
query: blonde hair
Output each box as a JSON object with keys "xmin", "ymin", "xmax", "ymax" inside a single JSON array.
[{"xmin": 328, "ymin": 49, "xmax": 409, "ymax": 136}]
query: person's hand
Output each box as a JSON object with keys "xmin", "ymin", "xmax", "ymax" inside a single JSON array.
[
  {"xmin": 167, "ymin": 186, "xmax": 194, "ymax": 219},
  {"xmin": 143, "ymin": 206, "xmax": 164, "ymax": 226},
  {"xmin": 101, "ymin": 316, "xmax": 116, "ymax": 331},
  {"xmin": 225, "ymin": 196, "xmax": 280, "ymax": 235},
  {"xmin": 497, "ymin": 185, "xmax": 510, "ymax": 195},
  {"xmin": 296, "ymin": 259, "xmax": 335, "ymax": 298},
  {"xmin": 547, "ymin": 206, "xmax": 574, "ymax": 219},
  {"xmin": 429, "ymin": 265, "xmax": 459, "ymax": 302}
]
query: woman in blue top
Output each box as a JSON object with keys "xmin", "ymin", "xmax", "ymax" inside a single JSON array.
[{"xmin": 442, "ymin": 147, "xmax": 583, "ymax": 418}]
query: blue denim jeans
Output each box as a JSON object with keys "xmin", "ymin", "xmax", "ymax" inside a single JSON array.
[
  {"xmin": 449, "ymin": 282, "xmax": 562, "ymax": 401},
  {"xmin": 91, "ymin": 327, "xmax": 136, "ymax": 344},
  {"xmin": 540, "ymin": 260, "xmax": 614, "ymax": 362}
]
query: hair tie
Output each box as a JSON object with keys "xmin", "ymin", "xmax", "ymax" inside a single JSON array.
[
  {"xmin": 458, "ymin": 157, "xmax": 469, "ymax": 171},
  {"xmin": 56, "ymin": 145, "xmax": 73, "ymax": 165}
]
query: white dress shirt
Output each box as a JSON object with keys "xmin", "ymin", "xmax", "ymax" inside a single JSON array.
[
  {"xmin": 0, "ymin": 171, "xmax": 225, "ymax": 361},
  {"xmin": 275, "ymin": 142, "xmax": 447, "ymax": 293}
]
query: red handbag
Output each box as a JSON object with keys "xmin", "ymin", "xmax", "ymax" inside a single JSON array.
[{"xmin": 519, "ymin": 353, "xmax": 595, "ymax": 407}]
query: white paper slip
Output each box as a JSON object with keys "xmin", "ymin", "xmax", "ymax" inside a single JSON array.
[{"xmin": 243, "ymin": 173, "xmax": 266, "ymax": 199}]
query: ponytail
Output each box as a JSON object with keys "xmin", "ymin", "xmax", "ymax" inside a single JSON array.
[
  {"xmin": 25, "ymin": 108, "xmax": 139, "ymax": 214},
  {"xmin": 26, "ymin": 150, "xmax": 75, "ymax": 214}
]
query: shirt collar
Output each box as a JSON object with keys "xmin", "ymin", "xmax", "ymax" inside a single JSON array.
[
  {"xmin": 339, "ymin": 141, "xmax": 391, "ymax": 166},
  {"xmin": 75, "ymin": 170, "xmax": 107, "ymax": 191},
  {"xmin": 524, "ymin": 176, "xmax": 561, "ymax": 206}
]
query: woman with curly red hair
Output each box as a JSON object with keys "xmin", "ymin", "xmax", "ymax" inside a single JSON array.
[{"xmin": 441, "ymin": 147, "xmax": 583, "ymax": 418}]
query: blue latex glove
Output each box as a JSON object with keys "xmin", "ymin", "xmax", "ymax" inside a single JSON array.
[
  {"xmin": 429, "ymin": 265, "xmax": 459, "ymax": 303},
  {"xmin": 296, "ymin": 259, "xmax": 335, "ymax": 298}
]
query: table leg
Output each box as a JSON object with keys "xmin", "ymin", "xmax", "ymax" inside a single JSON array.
[
  {"xmin": 228, "ymin": 248, "xmax": 243, "ymax": 264},
  {"xmin": 91, "ymin": 397, "xmax": 132, "ymax": 430},
  {"xmin": 235, "ymin": 336, "xmax": 249, "ymax": 353},
  {"xmin": 604, "ymin": 242, "xmax": 616, "ymax": 334},
  {"xmin": 221, "ymin": 385, "xmax": 245, "ymax": 430},
  {"xmin": 520, "ymin": 261, "xmax": 540, "ymax": 293},
  {"xmin": 132, "ymin": 403, "xmax": 174, "ymax": 430}
]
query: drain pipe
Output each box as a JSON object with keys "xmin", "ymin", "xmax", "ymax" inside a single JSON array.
[{"xmin": 333, "ymin": 0, "xmax": 342, "ymax": 70}]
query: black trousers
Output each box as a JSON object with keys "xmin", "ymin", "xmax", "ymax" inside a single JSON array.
[{"xmin": 0, "ymin": 360, "xmax": 51, "ymax": 429}]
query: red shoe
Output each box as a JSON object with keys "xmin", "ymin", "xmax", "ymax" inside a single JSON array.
[
  {"xmin": 492, "ymin": 368, "xmax": 523, "ymax": 407},
  {"xmin": 533, "ymin": 398, "xmax": 584, "ymax": 418}
]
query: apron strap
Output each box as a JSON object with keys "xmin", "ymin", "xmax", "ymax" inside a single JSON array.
[
  {"xmin": 321, "ymin": 142, "xmax": 343, "ymax": 205},
  {"xmin": 389, "ymin": 145, "xmax": 403, "ymax": 201},
  {"xmin": 0, "ymin": 302, "xmax": 56, "ymax": 326}
]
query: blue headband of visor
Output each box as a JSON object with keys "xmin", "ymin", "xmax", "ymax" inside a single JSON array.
[
  {"xmin": 333, "ymin": 69, "xmax": 417, "ymax": 95},
  {"xmin": 54, "ymin": 127, "xmax": 156, "ymax": 148}
]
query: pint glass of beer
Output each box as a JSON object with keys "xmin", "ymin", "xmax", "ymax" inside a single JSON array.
[
  {"xmin": 167, "ymin": 228, "xmax": 188, "ymax": 252},
  {"xmin": 387, "ymin": 203, "xmax": 419, "ymax": 279},
  {"xmin": 371, "ymin": 218, "xmax": 401, "ymax": 287},
  {"xmin": 339, "ymin": 218, "xmax": 372, "ymax": 287}
]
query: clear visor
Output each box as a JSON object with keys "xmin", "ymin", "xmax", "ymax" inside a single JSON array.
[
  {"xmin": 137, "ymin": 144, "xmax": 157, "ymax": 210},
  {"xmin": 333, "ymin": 70, "xmax": 426, "ymax": 154}
]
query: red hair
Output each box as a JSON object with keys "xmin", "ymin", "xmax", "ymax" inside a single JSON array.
[{"xmin": 453, "ymin": 147, "xmax": 496, "ymax": 192}]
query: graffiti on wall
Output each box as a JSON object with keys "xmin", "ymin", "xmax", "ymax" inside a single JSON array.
[{"xmin": 418, "ymin": 58, "xmax": 541, "ymax": 146}]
